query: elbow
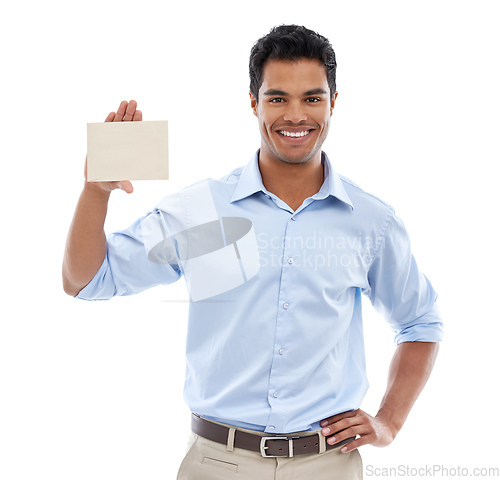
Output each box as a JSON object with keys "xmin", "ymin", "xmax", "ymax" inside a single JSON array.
[
  {"xmin": 62, "ymin": 265, "xmax": 83, "ymax": 297},
  {"xmin": 63, "ymin": 285, "xmax": 80, "ymax": 298},
  {"xmin": 62, "ymin": 276, "xmax": 81, "ymax": 297}
]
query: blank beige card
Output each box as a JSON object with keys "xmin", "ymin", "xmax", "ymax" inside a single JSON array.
[{"xmin": 87, "ymin": 120, "xmax": 169, "ymax": 181}]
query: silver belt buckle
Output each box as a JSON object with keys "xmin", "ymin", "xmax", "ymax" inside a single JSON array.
[{"xmin": 260, "ymin": 436, "xmax": 295, "ymax": 458}]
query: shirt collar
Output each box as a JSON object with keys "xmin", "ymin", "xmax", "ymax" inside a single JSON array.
[{"xmin": 230, "ymin": 150, "xmax": 354, "ymax": 209}]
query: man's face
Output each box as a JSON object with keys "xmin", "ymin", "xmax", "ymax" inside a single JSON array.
[{"xmin": 250, "ymin": 58, "xmax": 338, "ymax": 165}]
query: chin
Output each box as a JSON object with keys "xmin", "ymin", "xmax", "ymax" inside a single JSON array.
[
  {"xmin": 278, "ymin": 155, "xmax": 311, "ymax": 165},
  {"xmin": 275, "ymin": 149, "xmax": 318, "ymax": 165}
]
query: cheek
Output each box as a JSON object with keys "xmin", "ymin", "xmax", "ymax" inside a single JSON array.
[
  {"xmin": 320, "ymin": 116, "xmax": 331, "ymax": 132},
  {"xmin": 260, "ymin": 118, "xmax": 274, "ymax": 135}
]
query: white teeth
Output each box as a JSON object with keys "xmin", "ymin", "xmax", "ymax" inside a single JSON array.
[{"xmin": 279, "ymin": 130, "xmax": 311, "ymax": 137}]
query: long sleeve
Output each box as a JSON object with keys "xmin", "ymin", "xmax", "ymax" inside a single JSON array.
[
  {"xmin": 363, "ymin": 212, "xmax": 444, "ymax": 344},
  {"xmin": 76, "ymin": 207, "xmax": 183, "ymax": 300}
]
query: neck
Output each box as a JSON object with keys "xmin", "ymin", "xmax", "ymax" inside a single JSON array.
[{"xmin": 258, "ymin": 149, "xmax": 325, "ymax": 210}]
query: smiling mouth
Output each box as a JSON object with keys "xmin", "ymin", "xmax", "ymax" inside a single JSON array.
[{"xmin": 278, "ymin": 129, "xmax": 312, "ymax": 138}]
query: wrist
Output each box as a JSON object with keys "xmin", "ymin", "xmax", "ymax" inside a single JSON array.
[
  {"xmin": 375, "ymin": 408, "xmax": 403, "ymax": 440},
  {"xmin": 83, "ymin": 181, "xmax": 111, "ymax": 200}
]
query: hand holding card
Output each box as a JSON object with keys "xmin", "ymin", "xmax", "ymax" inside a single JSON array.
[{"xmin": 84, "ymin": 100, "xmax": 169, "ymax": 194}]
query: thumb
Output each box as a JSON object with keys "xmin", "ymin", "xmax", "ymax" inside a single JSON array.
[{"xmin": 118, "ymin": 180, "xmax": 134, "ymax": 194}]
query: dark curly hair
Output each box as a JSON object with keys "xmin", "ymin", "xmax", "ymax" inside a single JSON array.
[{"xmin": 249, "ymin": 25, "xmax": 337, "ymax": 102}]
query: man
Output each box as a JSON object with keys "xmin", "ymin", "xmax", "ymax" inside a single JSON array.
[{"xmin": 63, "ymin": 25, "xmax": 443, "ymax": 479}]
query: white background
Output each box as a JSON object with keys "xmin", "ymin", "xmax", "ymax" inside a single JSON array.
[{"xmin": 1, "ymin": 0, "xmax": 499, "ymax": 478}]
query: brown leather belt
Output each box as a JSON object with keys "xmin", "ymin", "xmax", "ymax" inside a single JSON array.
[{"xmin": 191, "ymin": 413, "xmax": 356, "ymax": 458}]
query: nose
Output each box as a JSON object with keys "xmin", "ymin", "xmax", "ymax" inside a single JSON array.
[{"xmin": 283, "ymin": 100, "xmax": 307, "ymax": 123}]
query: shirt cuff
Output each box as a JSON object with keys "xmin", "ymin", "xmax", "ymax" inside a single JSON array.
[
  {"xmin": 393, "ymin": 303, "xmax": 444, "ymax": 344},
  {"xmin": 75, "ymin": 257, "xmax": 115, "ymax": 301}
]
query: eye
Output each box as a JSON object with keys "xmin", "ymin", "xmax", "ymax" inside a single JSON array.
[
  {"xmin": 306, "ymin": 97, "xmax": 321, "ymax": 103},
  {"xmin": 270, "ymin": 98, "xmax": 285, "ymax": 103}
]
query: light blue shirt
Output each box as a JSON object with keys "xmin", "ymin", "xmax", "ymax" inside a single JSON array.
[{"xmin": 77, "ymin": 151, "xmax": 443, "ymax": 434}]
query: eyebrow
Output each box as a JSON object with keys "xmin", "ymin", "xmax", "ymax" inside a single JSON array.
[{"xmin": 263, "ymin": 88, "xmax": 328, "ymax": 96}]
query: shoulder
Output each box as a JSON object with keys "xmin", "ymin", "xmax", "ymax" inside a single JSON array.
[
  {"xmin": 217, "ymin": 164, "xmax": 245, "ymax": 183},
  {"xmin": 183, "ymin": 164, "xmax": 245, "ymax": 192},
  {"xmin": 153, "ymin": 164, "xmax": 245, "ymax": 213},
  {"xmin": 339, "ymin": 173, "xmax": 395, "ymax": 219},
  {"xmin": 331, "ymin": 172, "xmax": 397, "ymax": 245}
]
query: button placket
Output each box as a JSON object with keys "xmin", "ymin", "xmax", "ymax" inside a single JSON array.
[{"xmin": 266, "ymin": 213, "xmax": 299, "ymax": 432}]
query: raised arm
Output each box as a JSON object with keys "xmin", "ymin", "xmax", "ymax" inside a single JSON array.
[{"xmin": 62, "ymin": 100, "xmax": 140, "ymax": 296}]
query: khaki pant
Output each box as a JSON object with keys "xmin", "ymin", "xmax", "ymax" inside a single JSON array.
[{"xmin": 176, "ymin": 417, "xmax": 363, "ymax": 479}]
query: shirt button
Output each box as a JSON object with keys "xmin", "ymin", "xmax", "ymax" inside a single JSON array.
[
  {"xmin": 273, "ymin": 392, "xmax": 279, "ymax": 398},
  {"xmin": 291, "ymin": 216, "xmax": 296, "ymax": 221},
  {"xmin": 283, "ymin": 303, "xmax": 289, "ymax": 309},
  {"xmin": 279, "ymin": 348, "xmax": 284, "ymax": 355},
  {"xmin": 268, "ymin": 425, "xmax": 275, "ymax": 430},
  {"xmin": 287, "ymin": 258, "xmax": 294, "ymax": 264}
]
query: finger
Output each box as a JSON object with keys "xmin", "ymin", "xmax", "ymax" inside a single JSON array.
[
  {"xmin": 322, "ymin": 418, "xmax": 357, "ymax": 438},
  {"xmin": 123, "ymin": 99, "xmax": 137, "ymax": 121},
  {"xmin": 118, "ymin": 180, "xmax": 134, "ymax": 194},
  {"xmin": 133, "ymin": 109, "xmax": 142, "ymax": 121},
  {"xmin": 326, "ymin": 423, "xmax": 368, "ymax": 445},
  {"xmin": 340, "ymin": 437, "xmax": 368, "ymax": 454},
  {"xmin": 320, "ymin": 409, "xmax": 359, "ymax": 427},
  {"xmin": 105, "ymin": 112, "xmax": 115, "ymax": 122},
  {"xmin": 113, "ymin": 100, "xmax": 129, "ymax": 122}
]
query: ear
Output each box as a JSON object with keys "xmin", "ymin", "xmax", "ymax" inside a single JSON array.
[
  {"xmin": 330, "ymin": 91, "xmax": 338, "ymax": 116},
  {"xmin": 250, "ymin": 92, "xmax": 258, "ymax": 117}
]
